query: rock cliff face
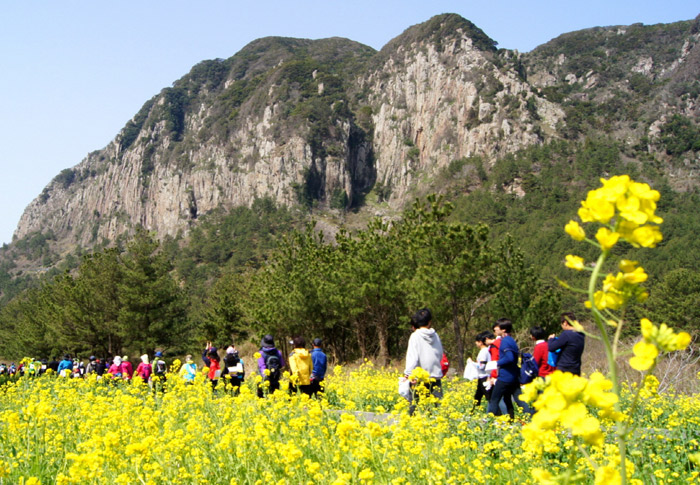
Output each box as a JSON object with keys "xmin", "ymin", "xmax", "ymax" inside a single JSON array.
[{"xmin": 12, "ymin": 14, "xmax": 700, "ymax": 253}]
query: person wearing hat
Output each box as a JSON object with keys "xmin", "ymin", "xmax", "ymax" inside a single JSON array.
[
  {"xmin": 310, "ymin": 338, "xmax": 327, "ymax": 397},
  {"xmin": 152, "ymin": 351, "xmax": 168, "ymax": 392},
  {"xmin": 256, "ymin": 335, "xmax": 285, "ymax": 398},
  {"xmin": 108, "ymin": 356, "xmax": 124, "ymax": 379},
  {"xmin": 135, "ymin": 354, "xmax": 152, "ymax": 385},
  {"xmin": 85, "ymin": 356, "xmax": 98, "ymax": 375},
  {"xmin": 179, "ymin": 355, "xmax": 197, "ymax": 384},
  {"xmin": 121, "ymin": 356, "xmax": 133, "ymax": 381}
]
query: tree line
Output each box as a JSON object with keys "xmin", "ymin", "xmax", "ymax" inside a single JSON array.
[{"xmin": 0, "ymin": 196, "xmax": 560, "ymax": 370}]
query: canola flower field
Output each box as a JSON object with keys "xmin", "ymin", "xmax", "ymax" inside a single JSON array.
[{"xmin": 0, "ymin": 362, "xmax": 699, "ymax": 484}]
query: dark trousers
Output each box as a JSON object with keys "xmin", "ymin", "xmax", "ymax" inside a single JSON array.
[
  {"xmin": 257, "ymin": 378, "xmax": 280, "ymax": 398},
  {"xmin": 408, "ymin": 379, "xmax": 442, "ymax": 416},
  {"xmin": 487, "ymin": 379, "xmax": 519, "ymax": 419},
  {"xmin": 471, "ymin": 377, "xmax": 492, "ymax": 412},
  {"xmin": 309, "ymin": 378, "xmax": 324, "ymax": 397}
]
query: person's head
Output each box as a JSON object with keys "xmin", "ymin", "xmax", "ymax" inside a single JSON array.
[
  {"xmin": 312, "ymin": 338, "xmax": 323, "ymax": 348},
  {"xmin": 155, "ymin": 351, "xmax": 163, "ymax": 358},
  {"xmin": 114, "ymin": 356, "xmax": 122, "ymax": 365},
  {"xmin": 140, "ymin": 354, "xmax": 149, "ymax": 364},
  {"xmin": 530, "ymin": 326, "xmax": 547, "ymax": 341},
  {"xmin": 226, "ymin": 346, "xmax": 236, "ymax": 355},
  {"xmin": 292, "ymin": 336, "xmax": 306, "ymax": 349},
  {"xmin": 185, "ymin": 354, "xmax": 193, "ymax": 364},
  {"xmin": 262, "ymin": 335, "xmax": 275, "ymax": 348},
  {"xmin": 63, "ymin": 354, "xmax": 71, "ymax": 360},
  {"xmin": 89, "ymin": 355, "xmax": 96, "ymax": 362},
  {"xmin": 561, "ymin": 312, "xmax": 577, "ymax": 330},
  {"xmin": 494, "ymin": 318, "xmax": 512, "ymax": 335},
  {"xmin": 411, "ymin": 308, "xmax": 432, "ymax": 329},
  {"xmin": 122, "ymin": 355, "xmax": 128, "ymax": 362},
  {"xmin": 475, "ymin": 331, "xmax": 495, "ymax": 347}
]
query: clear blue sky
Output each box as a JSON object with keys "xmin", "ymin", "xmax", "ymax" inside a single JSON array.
[{"xmin": 1, "ymin": 1, "xmax": 697, "ymax": 246}]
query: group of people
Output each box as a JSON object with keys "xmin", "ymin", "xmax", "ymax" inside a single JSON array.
[
  {"xmin": 6, "ymin": 309, "xmax": 584, "ymax": 419},
  {"xmin": 468, "ymin": 312, "xmax": 585, "ymax": 420},
  {"xmin": 254, "ymin": 335, "xmax": 328, "ymax": 398},
  {"xmin": 399, "ymin": 307, "xmax": 585, "ymax": 420},
  {"xmin": 7, "ymin": 337, "xmax": 329, "ymax": 399}
]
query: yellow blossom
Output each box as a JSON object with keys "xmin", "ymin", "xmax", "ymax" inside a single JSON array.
[
  {"xmin": 595, "ymin": 227, "xmax": 620, "ymax": 250},
  {"xmin": 629, "ymin": 340, "xmax": 659, "ymax": 371},
  {"xmin": 565, "ymin": 220, "xmax": 586, "ymax": 240},
  {"xmin": 565, "ymin": 254, "xmax": 585, "ymax": 270}
]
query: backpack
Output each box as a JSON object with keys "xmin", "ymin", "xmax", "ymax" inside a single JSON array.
[
  {"xmin": 154, "ymin": 359, "xmax": 167, "ymax": 376},
  {"xmin": 224, "ymin": 352, "xmax": 240, "ymax": 368},
  {"xmin": 547, "ymin": 348, "xmax": 561, "ymax": 367},
  {"xmin": 520, "ymin": 352, "xmax": 539, "ymax": 384},
  {"xmin": 262, "ymin": 349, "xmax": 281, "ymax": 383},
  {"xmin": 440, "ymin": 353, "xmax": 450, "ymax": 377}
]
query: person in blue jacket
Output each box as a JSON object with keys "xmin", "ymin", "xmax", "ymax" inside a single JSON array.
[
  {"xmin": 57, "ymin": 354, "xmax": 74, "ymax": 377},
  {"xmin": 548, "ymin": 312, "xmax": 586, "ymax": 375},
  {"xmin": 310, "ymin": 338, "xmax": 327, "ymax": 397},
  {"xmin": 486, "ymin": 320, "xmax": 522, "ymax": 420}
]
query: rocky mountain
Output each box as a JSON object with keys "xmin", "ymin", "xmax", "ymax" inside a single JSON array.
[{"xmin": 6, "ymin": 13, "xmax": 700, "ymax": 273}]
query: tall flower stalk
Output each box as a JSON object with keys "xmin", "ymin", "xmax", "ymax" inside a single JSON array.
[{"xmin": 523, "ymin": 176, "xmax": 691, "ymax": 484}]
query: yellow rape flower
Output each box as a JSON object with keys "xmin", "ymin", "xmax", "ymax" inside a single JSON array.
[
  {"xmin": 565, "ymin": 220, "xmax": 586, "ymax": 240},
  {"xmin": 595, "ymin": 227, "xmax": 620, "ymax": 251},
  {"xmin": 629, "ymin": 340, "xmax": 659, "ymax": 371},
  {"xmin": 565, "ymin": 254, "xmax": 585, "ymax": 270},
  {"xmin": 595, "ymin": 466, "xmax": 621, "ymax": 485}
]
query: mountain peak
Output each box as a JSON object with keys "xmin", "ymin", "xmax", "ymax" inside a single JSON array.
[{"xmin": 381, "ymin": 13, "xmax": 497, "ymax": 56}]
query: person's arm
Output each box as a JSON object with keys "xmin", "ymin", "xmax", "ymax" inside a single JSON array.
[
  {"xmin": 404, "ymin": 336, "xmax": 419, "ymax": 377},
  {"xmin": 497, "ymin": 346, "xmax": 517, "ymax": 367},
  {"xmin": 288, "ymin": 352, "xmax": 298, "ymax": 376},
  {"xmin": 548, "ymin": 333, "xmax": 568, "ymax": 352}
]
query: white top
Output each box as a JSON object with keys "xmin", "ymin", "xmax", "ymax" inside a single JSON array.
[
  {"xmin": 404, "ymin": 327, "xmax": 444, "ymax": 379},
  {"xmin": 476, "ymin": 347, "xmax": 491, "ymax": 379}
]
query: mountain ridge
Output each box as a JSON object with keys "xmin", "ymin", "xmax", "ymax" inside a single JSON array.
[{"xmin": 3, "ymin": 13, "xmax": 699, "ymax": 295}]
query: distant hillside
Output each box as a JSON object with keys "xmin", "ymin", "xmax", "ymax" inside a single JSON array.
[{"xmin": 1, "ymin": 13, "xmax": 699, "ymax": 307}]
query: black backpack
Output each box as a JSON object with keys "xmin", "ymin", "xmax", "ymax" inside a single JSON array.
[
  {"xmin": 154, "ymin": 359, "xmax": 167, "ymax": 376},
  {"xmin": 262, "ymin": 349, "xmax": 281, "ymax": 382},
  {"xmin": 224, "ymin": 352, "xmax": 240, "ymax": 368}
]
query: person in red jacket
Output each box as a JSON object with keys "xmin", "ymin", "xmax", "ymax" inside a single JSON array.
[
  {"xmin": 530, "ymin": 326, "xmax": 556, "ymax": 378},
  {"xmin": 487, "ymin": 320, "xmax": 505, "ymax": 383},
  {"xmin": 202, "ymin": 344, "xmax": 221, "ymax": 391}
]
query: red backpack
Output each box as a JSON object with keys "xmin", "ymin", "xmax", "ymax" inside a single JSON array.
[{"xmin": 440, "ymin": 353, "xmax": 449, "ymax": 377}]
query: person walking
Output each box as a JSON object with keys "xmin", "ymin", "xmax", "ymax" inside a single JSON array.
[
  {"xmin": 135, "ymin": 354, "xmax": 152, "ymax": 385},
  {"xmin": 469, "ymin": 331, "xmax": 494, "ymax": 413},
  {"xmin": 548, "ymin": 312, "xmax": 586, "ymax": 375},
  {"xmin": 487, "ymin": 319, "xmax": 522, "ymax": 420},
  {"xmin": 57, "ymin": 354, "xmax": 73, "ymax": 378},
  {"xmin": 180, "ymin": 355, "xmax": 197, "ymax": 384},
  {"xmin": 531, "ymin": 326, "xmax": 556, "ymax": 378},
  {"xmin": 403, "ymin": 308, "xmax": 444, "ymax": 415},
  {"xmin": 310, "ymin": 338, "xmax": 327, "ymax": 397},
  {"xmin": 288, "ymin": 336, "xmax": 313, "ymax": 396},
  {"xmin": 202, "ymin": 344, "xmax": 221, "ymax": 391},
  {"xmin": 222, "ymin": 345, "xmax": 244, "ymax": 395},
  {"xmin": 257, "ymin": 335, "xmax": 285, "ymax": 398},
  {"xmin": 152, "ymin": 351, "xmax": 167, "ymax": 392}
]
